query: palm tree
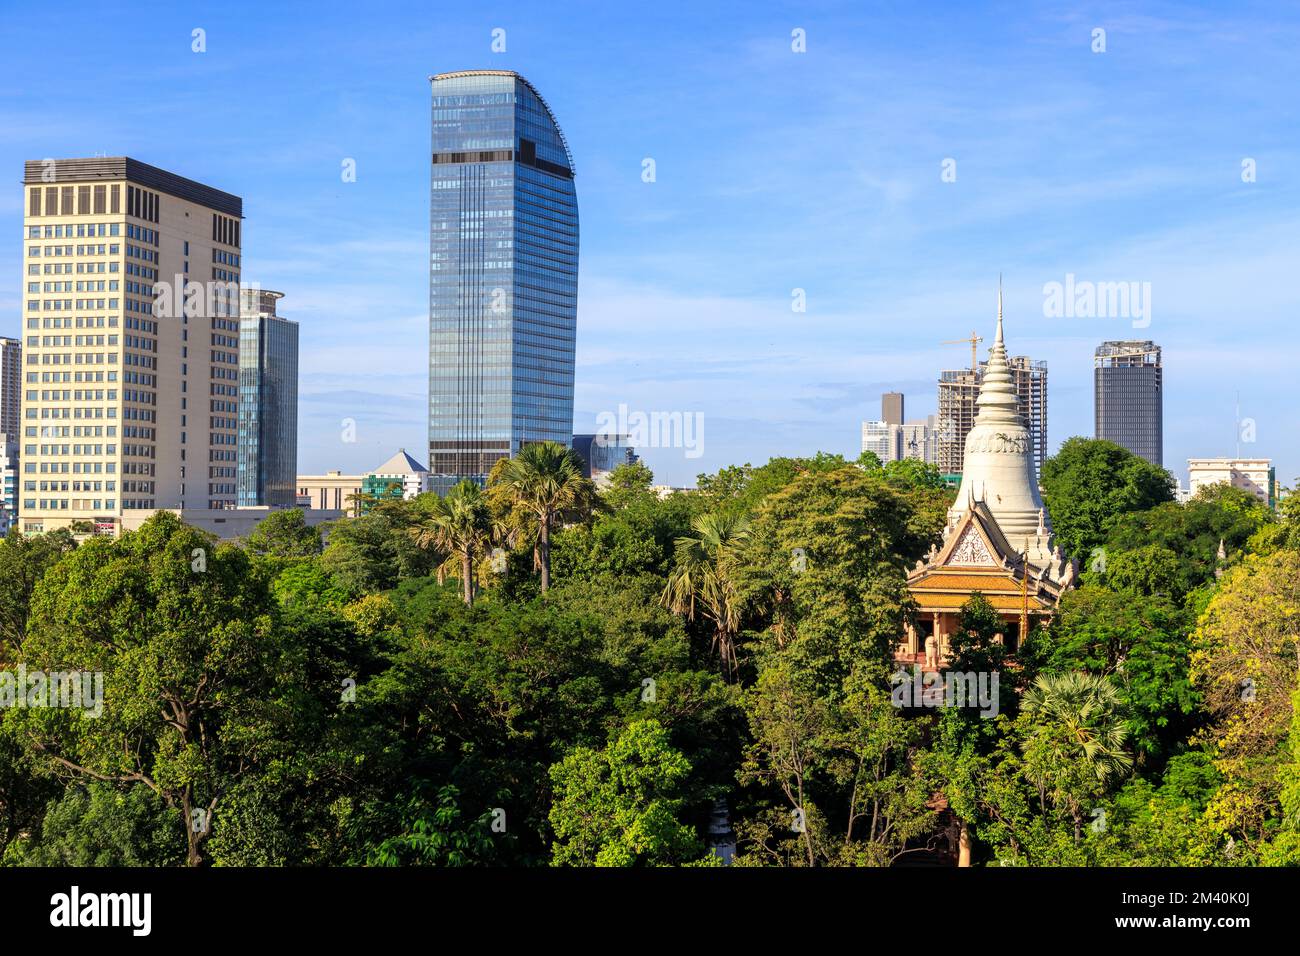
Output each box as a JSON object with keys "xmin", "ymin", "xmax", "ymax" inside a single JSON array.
[
  {"xmin": 344, "ymin": 489, "xmax": 381, "ymax": 518},
  {"xmin": 1022, "ymin": 671, "xmax": 1132, "ymax": 780},
  {"xmin": 1021, "ymin": 671, "xmax": 1132, "ymax": 843},
  {"xmin": 661, "ymin": 512, "xmax": 751, "ymax": 679},
  {"xmin": 409, "ymin": 480, "xmax": 493, "ymax": 605},
  {"xmin": 495, "ymin": 442, "xmax": 595, "ymax": 592}
]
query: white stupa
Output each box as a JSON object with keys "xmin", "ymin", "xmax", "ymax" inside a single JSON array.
[
  {"xmin": 902, "ymin": 282, "xmax": 1077, "ymax": 663},
  {"xmin": 947, "ymin": 282, "xmax": 1058, "ymax": 570}
]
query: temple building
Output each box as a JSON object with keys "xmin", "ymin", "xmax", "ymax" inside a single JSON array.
[{"xmin": 902, "ymin": 287, "xmax": 1077, "ymax": 665}]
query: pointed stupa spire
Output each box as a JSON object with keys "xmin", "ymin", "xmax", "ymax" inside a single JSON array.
[
  {"xmin": 949, "ymin": 277, "xmax": 1056, "ymax": 565},
  {"xmin": 974, "ymin": 276, "xmax": 1019, "ymax": 426},
  {"xmin": 996, "ymin": 273, "xmax": 1004, "ymax": 345}
]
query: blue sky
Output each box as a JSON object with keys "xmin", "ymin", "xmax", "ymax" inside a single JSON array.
[{"xmin": 2, "ymin": 0, "xmax": 1297, "ymax": 488}]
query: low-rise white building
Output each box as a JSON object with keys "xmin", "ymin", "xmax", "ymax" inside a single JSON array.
[
  {"xmin": 1187, "ymin": 457, "xmax": 1275, "ymax": 507},
  {"xmin": 366, "ymin": 449, "xmax": 432, "ymax": 500}
]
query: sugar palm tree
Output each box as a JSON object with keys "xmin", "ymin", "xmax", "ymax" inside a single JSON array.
[
  {"xmin": 661, "ymin": 512, "xmax": 751, "ymax": 679},
  {"xmin": 495, "ymin": 442, "xmax": 595, "ymax": 592},
  {"xmin": 409, "ymin": 480, "xmax": 493, "ymax": 605},
  {"xmin": 1021, "ymin": 671, "xmax": 1132, "ymax": 843},
  {"xmin": 1021, "ymin": 671, "xmax": 1132, "ymax": 782}
]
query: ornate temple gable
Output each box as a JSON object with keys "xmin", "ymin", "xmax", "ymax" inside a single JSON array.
[
  {"xmin": 947, "ymin": 523, "xmax": 995, "ymax": 566},
  {"xmin": 924, "ymin": 502, "xmax": 1021, "ymax": 574}
]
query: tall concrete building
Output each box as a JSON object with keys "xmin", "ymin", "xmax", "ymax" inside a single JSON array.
[
  {"xmin": 881, "ymin": 391, "xmax": 904, "ymax": 427},
  {"xmin": 237, "ymin": 289, "xmax": 298, "ymax": 507},
  {"xmin": 0, "ymin": 337, "xmax": 20, "ymax": 532},
  {"xmin": 0, "ymin": 337, "xmax": 20, "ymax": 439},
  {"xmin": 1095, "ymin": 341, "xmax": 1162, "ymax": 466},
  {"xmin": 861, "ymin": 420, "xmax": 902, "ymax": 462},
  {"xmin": 938, "ymin": 355, "xmax": 1047, "ymax": 477},
  {"xmin": 864, "ymin": 391, "xmax": 940, "ymax": 467},
  {"xmin": 428, "ymin": 70, "xmax": 579, "ymax": 494},
  {"xmin": 0, "ymin": 434, "xmax": 17, "ymax": 535},
  {"xmin": 18, "ymin": 157, "xmax": 242, "ymax": 534}
]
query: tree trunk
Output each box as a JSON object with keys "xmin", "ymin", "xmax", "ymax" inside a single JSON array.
[
  {"xmin": 958, "ymin": 820, "xmax": 972, "ymax": 867},
  {"xmin": 181, "ymin": 789, "xmax": 204, "ymax": 867},
  {"xmin": 461, "ymin": 549, "xmax": 473, "ymax": 605},
  {"xmin": 538, "ymin": 516, "xmax": 551, "ymax": 592}
]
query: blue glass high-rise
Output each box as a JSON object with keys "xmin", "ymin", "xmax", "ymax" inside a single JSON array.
[
  {"xmin": 428, "ymin": 70, "xmax": 579, "ymax": 493},
  {"xmin": 237, "ymin": 289, "xmax": 299, "ymax": 507}
]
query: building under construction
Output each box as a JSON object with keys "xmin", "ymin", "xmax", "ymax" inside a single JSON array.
[{"xmin": 937, "ymin": 356, "xmax": 1048, "ymax": 477}]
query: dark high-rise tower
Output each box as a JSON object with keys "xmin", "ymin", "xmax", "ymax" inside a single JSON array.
[
  {"xmin": 428, "ymin": 70, "xmax": 579, "ymax": 493},
  {"xmin": 882, "ymin": 391, "xmax": 904, "ymax": 427},
  {"xmin": 237, "ymin": 289, "xmax": 299, "ymax": 507},
  {"xmin": 1095, "ymin": 341, "xmax": 1162, "ymax": 466},
  {"xmin": 0, "ymin": 336, "xmax": 19, "ymax": 440}
]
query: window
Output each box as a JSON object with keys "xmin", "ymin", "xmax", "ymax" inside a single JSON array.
[{"xmin": 29, "ymin": 187, "xmax": 40, "ymax": 216}]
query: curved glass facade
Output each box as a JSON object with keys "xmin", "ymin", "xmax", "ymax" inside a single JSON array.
[
  {"xmin": 428, "ymin": 71, "xmax": 578, "ymax": 493},
  {"xmin": 237, "ymin": 293, "xmax": 299, "ymax": 507}
]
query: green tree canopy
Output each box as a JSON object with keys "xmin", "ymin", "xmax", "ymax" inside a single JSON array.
[
  {"xmin": 1040, "ymin": 438, "xmax": 1174, "ymax": 560},
  {"xmin": 548, "ymin": 719, "xmax": 701, "ymax": 866},
  {"xmin": 243, "ymin": 508, "xmax": 323, "ymax": 558}
]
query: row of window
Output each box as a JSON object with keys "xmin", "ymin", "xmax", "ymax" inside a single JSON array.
[
  {"xmin": 28, "ymin": 222, "xmax": 120, "ymax": 238},
  {"xmin": 30, "ymin": 353, "xmax": 121, "ymax": 366},
  {"xmin": 29, "ymin": 318, "xmax": 118, "ymax": 329},
  {"xmin": 126, "ymin": 243, "xmax": 157, "ymax": 264},
  {"xmin": 30, "ymin": 243, "xmax": 119, "ymax": 256},
  {"xmin": 29, "ymin": 281, "xmax": 119, "ymax": 293},
  {"xmin": 26, "ymin": 450, "xmax": 118, "ymax": 463},
  {"xmin": 22, "ymin": 425, "xmax": 114, "ymax": 438},
  {"xmin": 212, "ymin": 213, "xmax": 240, "ymax": 247},
  {"xmin": 29, "ymin": 390, "xmax": 120, "ymax": 401},
  {"xmin": 27, "ymin": 500, "xmax": 122, "ymax": 511},
  {"xmin": 29, "ymin": 482, "xmax": 117, "ymax": 492},
  {"xmin": 28, "ymin": 184, "xmax": 121, "ymax": 217},
  {"xmin": 126, "ymin": 224, "xmax": 157, "ymax": 245},
  {"xmin": 128, "ymin": 186, "xmax": 160, "ymax": 224},
  {"xmin": 29, "ymin": 299, "xmax": 122, "ymax": 312},
  {"xmin": 30, "ymin": 262, "xmax": 116, "ymax": 275}
]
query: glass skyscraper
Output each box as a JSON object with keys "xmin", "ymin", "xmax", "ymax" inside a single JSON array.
[
  {"xmin": 428, "ymin": 70, "xmax": 579, "ymax": 493},
  {"xmin": 1095, "ymin": 341, "xmax": 1163, "ymax": 466},
  {"xmin": 237, "ymin": 289, "xmax": 299, "ymax": 507}
]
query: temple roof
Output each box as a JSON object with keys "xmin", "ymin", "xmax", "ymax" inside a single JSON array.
[{"xmin": 908, "ymin": 455, "xmax": 1077, "ymax": 612}]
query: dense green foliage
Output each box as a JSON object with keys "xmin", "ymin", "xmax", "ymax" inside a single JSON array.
[{"xmin": 2, "ymin": 438, "xmax": 1299, "ymax": 867}]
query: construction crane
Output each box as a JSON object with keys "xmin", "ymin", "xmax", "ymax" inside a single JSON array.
[{"xmin": 942, "ymin": 331, "xmax": 983, "ymax": 371}]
